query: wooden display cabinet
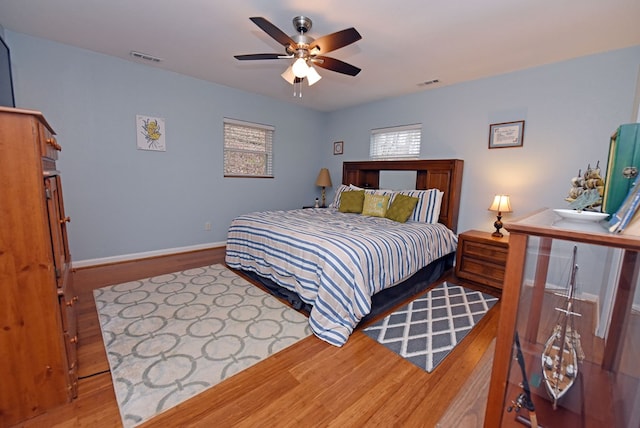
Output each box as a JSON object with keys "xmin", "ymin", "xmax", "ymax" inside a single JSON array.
[
  {"xmin": 485, "ymin": 208, "xmax": 640, "ymax": 427},
  {"xmin": 0, "ymin": 107, "xmax": 77, "ymax": 426}
]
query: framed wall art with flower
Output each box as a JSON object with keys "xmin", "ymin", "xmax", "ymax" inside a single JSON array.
[{"xmin": 136, "ymin": 115, "xmax": 166, "ymax": 151}]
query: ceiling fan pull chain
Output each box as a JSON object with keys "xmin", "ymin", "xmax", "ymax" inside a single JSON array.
[{"xmin": 293, "ymin": 79, "xmax": 302, "ymax": 98}]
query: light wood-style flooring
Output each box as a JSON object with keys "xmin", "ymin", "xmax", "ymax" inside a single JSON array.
[{"xmin": 15, "ymin": 247, "xmax": 500, "ymax": 427}]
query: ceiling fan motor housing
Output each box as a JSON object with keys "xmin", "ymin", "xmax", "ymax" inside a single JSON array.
[{"xmin": 292, "ymin": 16, "xmax": 312, "ymax": 33}]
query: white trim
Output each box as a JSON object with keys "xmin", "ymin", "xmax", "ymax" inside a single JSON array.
[
  {"xmin": 72, "ymin": 241, "xmax": 226, "ymax": 268},
  {"xmin": 597, "ymin": 248, "xmax": 623, "ymax": 338},
  {"xmin": 524, "ymin": 279, "xmax": 600, "ymax": 304},
  {"xmin": 223, "ymin": 117, "xmax": 274, "ymax": 131},
  {"xmin": 522, "ymin": 279, "xmax": 600, "ymax": 335},
  {"xmin": 371, "ymin": 123, "xmax": 421, "ymax": 134},
  {"xmin": 632, "ymin": 64, "xmax": 640, "ymax": 122}
]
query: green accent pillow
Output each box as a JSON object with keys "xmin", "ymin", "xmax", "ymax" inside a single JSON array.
[
  {"xmin": 362, "ymin": 193, "xmax": 390, "ymax": 217},
  {"xmin": 386, "ymin": 194, "xmax": 419, "ymax": 223},
  {"xmin": 339, "ymin": 190, "xmax": 365, "ymax": 213}
]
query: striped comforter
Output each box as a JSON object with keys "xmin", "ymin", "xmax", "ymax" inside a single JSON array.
[{"xmin": 225, "ymin": 208, "xmax": 458, "ymax": 346}]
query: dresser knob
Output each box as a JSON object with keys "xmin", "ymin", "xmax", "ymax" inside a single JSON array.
[{"xmin": 59, "ymin": 216, "xmax": 71, "ymax": 224}]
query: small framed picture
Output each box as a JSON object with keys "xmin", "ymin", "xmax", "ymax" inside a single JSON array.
[
  {"xmin": 489, "ymin": 120, "xmax": 525, "ymax": 149},
  {"xmin": 333, "ymin": 141, "xmax": 344, "ymax": 155},
  {"xmin": 137, "ymin": 115, "xmax": 166, "ymax": 151}
]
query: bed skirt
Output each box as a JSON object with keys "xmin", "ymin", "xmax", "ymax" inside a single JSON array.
[{"xmin": 235, "ymin": 252, "xmax": 455, "ymax": 328}]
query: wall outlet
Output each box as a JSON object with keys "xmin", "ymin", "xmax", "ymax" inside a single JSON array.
[{"xmin": 205, "ymin": 222, "xmax": 212, "ymax": 231}]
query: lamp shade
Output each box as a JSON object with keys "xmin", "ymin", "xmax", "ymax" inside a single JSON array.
[
  {"xmin": 488, "ymin": 195, "xmax": 513, "ymax": 213},
  {"xmin": 306, "ymin": 66, "xmax": 322, "ymax": 86},
  {"xmin": 281, "ymin": 65, "xmax": 295, "ymax": 84},
  {"xmin": 315, "ymin": 168, "xmax": 332, "ymax": 187}
]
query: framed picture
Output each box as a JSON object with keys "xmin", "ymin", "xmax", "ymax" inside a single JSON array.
[
  {"xmin": 489, "ymin": 120, "xmax": 525, "ymax": 149},
  {"xmin": 333, "ymin": 140, "xmax": 344, "ymax": 155},
  {"xmin": 137, "ymin": 115, "xmax": 166, "ymax": 151}
]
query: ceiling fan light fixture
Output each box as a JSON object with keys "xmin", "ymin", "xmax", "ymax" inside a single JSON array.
[
  {"xmin": 281, "ymin": 65, "xmax": 296, "ymax": 84},
  {"xmin": 306, "ymin": 66, "xmax": 322, "ymax": 86},
  {"xmin": 235, "ymin": 16, "xmax": 362, "ymax": 92},
  {"xmin": 292, "ymin": 57, "xmax": 309, "ymax": 78}
]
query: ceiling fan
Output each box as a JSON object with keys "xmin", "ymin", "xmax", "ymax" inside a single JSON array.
[{"xmin": 234, "ymin": 16, "xmax": 362, "ymax": 90}]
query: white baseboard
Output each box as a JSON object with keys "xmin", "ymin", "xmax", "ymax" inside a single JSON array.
[{"xmin": 72, "ymin": 241, "xmax": 226, "ymax": 269}]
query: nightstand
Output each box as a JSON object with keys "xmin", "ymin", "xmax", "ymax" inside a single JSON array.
[{"xmin": 455, "ymin": 229, "xmax": 509, "ymax": 290}]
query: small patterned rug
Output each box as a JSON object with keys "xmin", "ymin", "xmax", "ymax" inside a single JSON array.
[
  {"xmin": 363, "ymin": 281, "xmax": 498, "ymax": 372},
  {"xmin": 94, "ymin": 264, "xmax": 311, "ymax": 428}
]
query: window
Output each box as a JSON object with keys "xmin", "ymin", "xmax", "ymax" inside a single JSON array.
[
  {"xmin": 224, "ymin": 118, "xmax": 274, "ymax": 177},
  {"xmin": 370, "ymin": 124, "xmax": 421, "ymax": 160}
]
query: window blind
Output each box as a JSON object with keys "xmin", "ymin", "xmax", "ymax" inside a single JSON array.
[
  {"xmin": 370, "ymin": 124, "xmax": 421, "ymax": 160},
  {"xmin": 224, "ymin": 118, "xmax": 274, "ymax": 177}
]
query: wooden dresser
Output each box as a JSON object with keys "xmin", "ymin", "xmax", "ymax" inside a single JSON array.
[{"xmin": 0, "ymin": 107, "xmax": 77, "ymax": 426}]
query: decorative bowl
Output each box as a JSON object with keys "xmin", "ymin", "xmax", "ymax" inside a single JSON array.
[{"xmin": 553, "ymin": 208, "xmax": 608, "ymax": 222}]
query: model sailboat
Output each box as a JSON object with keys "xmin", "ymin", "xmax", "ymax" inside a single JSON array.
[{"xmin": 541, "ymin": 245, "xmax": 585, "ymax": 409}]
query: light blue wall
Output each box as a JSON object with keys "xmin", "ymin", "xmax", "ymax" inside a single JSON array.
[
  {"xmin": 324, "ymin": 46, "xmax": 639, "ymax": 309},
  {"xmin": 7, "ymin": 31, "xmax": 329, "ymax": 261},
  {"xmin": 6, "ymin": 29, "xmax": 640, "ymax": 265},
  {"xmin": 326, "ymin": 45, "xmax": 640, "ymax": 234}
]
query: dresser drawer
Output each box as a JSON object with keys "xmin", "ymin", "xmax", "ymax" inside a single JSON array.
[
  {"xmin": 460, "ymin": 239, "xmax": 508, "ymax": 265},
  {"xmin": 39, "ymin": 123, "xmax": 60, "ymax": 160},
  {"xmin": 457, "ymin": 257, "xmax": 506, "ymax": 287}
]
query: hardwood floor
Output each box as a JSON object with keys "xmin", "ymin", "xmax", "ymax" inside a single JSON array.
[{"xmin": 14, "ymin": 247, "xmax": 499, "ymax": 427}]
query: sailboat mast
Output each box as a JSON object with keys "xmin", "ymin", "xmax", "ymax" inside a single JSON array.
[{"xmin": 553, "ymin": 246, "xmax": 578, "ymax": 402}]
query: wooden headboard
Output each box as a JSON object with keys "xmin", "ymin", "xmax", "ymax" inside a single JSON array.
[{"xmin": 342, "ymin": 159, "xmax": 464, "ymax": 232}]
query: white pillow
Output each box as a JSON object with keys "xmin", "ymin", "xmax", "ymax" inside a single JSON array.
[
  {"xmin": 397, "ymin": 189, "xmax": 444, "ymax": 223},
  {"xmin": 330, "ymin": 184, "xmax": 351, "ymax": 208}
]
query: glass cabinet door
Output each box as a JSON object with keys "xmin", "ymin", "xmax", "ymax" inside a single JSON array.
[{"xmin": 485, "ymin": 209, "xmax": 640, "ymax": 428}]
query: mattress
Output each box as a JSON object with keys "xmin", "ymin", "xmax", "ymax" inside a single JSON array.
[{"xmin": 225, "ymin": 208, "xmax": 458, "ymax": 346}]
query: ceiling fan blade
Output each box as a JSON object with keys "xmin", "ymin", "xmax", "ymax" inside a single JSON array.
[
  {"xmin": 309, "ymin": 28, "xmax": 362, "ymax": 54},
  {"xmin": 313, "ymin": 56, "xmax": 361, "ymax": 76},
  {"xmin": 234, "ymin": 53, "xmax": 290, "ymax": 60},
  {"xmin": 249, "ymin": 17, "xmax": 296, "ymax": 48}
]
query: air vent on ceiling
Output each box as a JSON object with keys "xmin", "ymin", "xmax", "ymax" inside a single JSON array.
[
  {"xmin": 418, "ymin": 79, "xmax": 440, "ymax": 87},
  {"xmin": 130, "ymin": 51, "xmax": 162, "ymax": 63}
]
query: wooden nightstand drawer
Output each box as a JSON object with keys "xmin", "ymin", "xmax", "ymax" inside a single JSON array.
[
  {"xmin": 460, "ymin": 240, "xmax": 508, "ymax": 265},
  {"xmin": 455, "ymin": 230, "xmax": 509, "ymax": 290},
  {"xmin": 457, "ymin": 257, "xmax": 506, "ymax": 285}
]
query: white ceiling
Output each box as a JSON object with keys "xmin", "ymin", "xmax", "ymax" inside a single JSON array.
[{"xmin": 1, "ymin": 0, "xmax": 639, "ymax": 112}]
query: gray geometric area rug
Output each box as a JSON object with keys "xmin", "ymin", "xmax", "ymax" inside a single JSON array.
[
  {"xmin": 363, "ymin": 281, "xmax": 498, "ymax": 373},
  {"xmin": 94, "ymin": 263, "xmax": 311, "ymax": 428}
]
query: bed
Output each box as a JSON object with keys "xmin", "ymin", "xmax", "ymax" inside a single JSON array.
[{"xmin": 225, "ymin": 159, "xmax": 464, "ymax": 346}]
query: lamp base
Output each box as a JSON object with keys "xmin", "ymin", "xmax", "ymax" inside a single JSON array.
[{"xmin": 492, "ymin": 215, "xmax": 504, "ymax": 238}]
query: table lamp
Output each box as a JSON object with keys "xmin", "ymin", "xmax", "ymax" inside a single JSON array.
[
  {"xmin": 315, "ymin": 168, "xmax": 332, "ymax": 207},
  {"xmin": 488, "ymin": 194, "xmax": 512, "ymax": 237}
]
